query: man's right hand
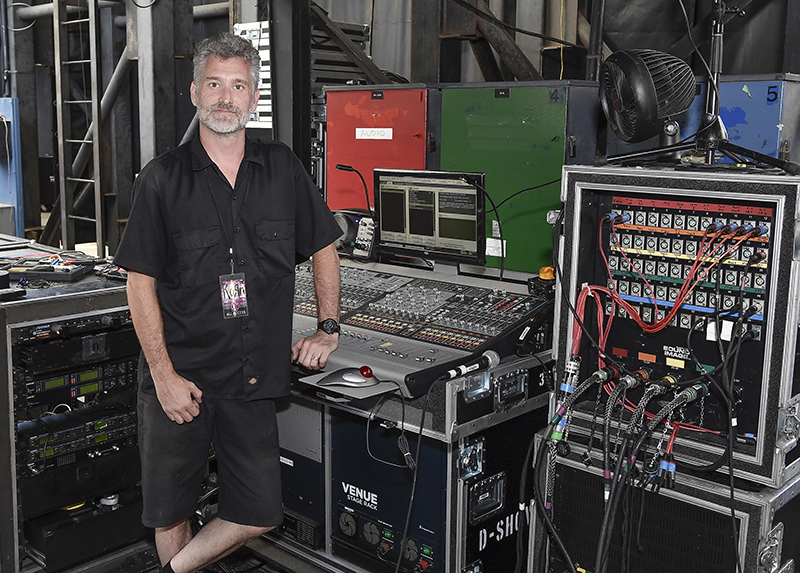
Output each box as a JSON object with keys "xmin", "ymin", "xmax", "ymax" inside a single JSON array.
[{"xmin": 153, "ymin": 372, "xmax": 203, "ymax": 424}]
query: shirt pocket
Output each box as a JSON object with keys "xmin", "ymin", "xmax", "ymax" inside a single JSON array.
[
  {"xmin": 173, "ymin": 226, "xmax": 225, "ymax": 288},
  {"xmin": 256, "ymin": 219, "xmax": 295, "ymax": 276}
]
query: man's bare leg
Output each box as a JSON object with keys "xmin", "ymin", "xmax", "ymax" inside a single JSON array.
[
  {"xmin": 158, "ymin": 517, "xmax": 274, "ymax": 573},
  {"xmin": 156, "ymin": 519, "xmax": 194, "ymax": 566}
]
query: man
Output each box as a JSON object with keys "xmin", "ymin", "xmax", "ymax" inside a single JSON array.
[{"xmin": 114, "ymin": 32, "xmax": 342, "ymax": 573}]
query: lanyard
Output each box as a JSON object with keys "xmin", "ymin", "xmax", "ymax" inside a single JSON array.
[{"xmin": 204, "ymin": 166, "xmax": 252, "ymax": 275}]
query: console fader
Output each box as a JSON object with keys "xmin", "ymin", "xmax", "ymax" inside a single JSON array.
[{"xmin": 295, "ymin": 264, "xmax": 541, "ymax": 351}]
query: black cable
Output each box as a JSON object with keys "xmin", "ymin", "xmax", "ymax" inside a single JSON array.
[
  {"xmin": 449, "ymin": 0, "xmax": 584, "ymax": 49},
  {"xmin": 603, "ymin": 384, "xmax": 626, "ymax": 503},
  {"xmin": 671, "ymin": 0, "xmax": 721, "ymax": 147},
  {"xmin": 530, "ymin": 372, "xmax": 611, "ymax": 573},
  {"xmin": 368, "ymin": 0, "xmax": 376, "ymax": 57},
  {"xmin": 533, "ymin": 424, "xmax": 579, "ymax": 573},
  {"xmin": 488, "ymin": 178, "xmax": 563, "ymax": 213},
  {"xmin": 596, "ymin": 389, "xmax": 702, "ymax": 573},
  {"xmin": 676, "ymin": 0, "xmax": 719, "ymax": 107},
  {"xmin": 470, "ymin": 179, "xmax": 506, "ymax": 281},
  {"xmin": 486, "ymin": 176, "xmax": 562, "ymax": 285},
  {"xmin": 723, "ymin": 268, "xmax": 751, "ymax": 573},
  {"xmin": 677, "ymin": 313, "xmax": 734, "ymax": 474},
  {"xmin": 393, "ymin": 378, "xmax": 439, "ymax": 573},
  {"xmin": 620, "ymin": 476, "xmax": 633, "ymax": 573},
  {"xmin": 594, "ymin": 435, "xmax": 632, "ymax": 573},
  {"xmin": 365, "ymin": 392, "xmax": 414, "ymax": 470},
  {"xmin": 514, "ymin": 432, "xmax": 537, "ymax": 573}
]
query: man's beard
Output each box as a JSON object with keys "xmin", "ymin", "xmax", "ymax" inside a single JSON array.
[{"xmin": 197, "ymin": 102, "xmax": 250, "ymax": 134}]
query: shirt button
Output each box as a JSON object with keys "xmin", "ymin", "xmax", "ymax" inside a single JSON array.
[
  {"xmin": 240, "ymin": 259, "xmax": 245, "ymax": 266},
  {"xmin": 273, "ymin": 232, "xmax": 278, "ymax": 237},
  {"xmin": 244, "ymin": 358, "xmax": 250, "ymax": 364},
  {"xmin": 243, "ymin": 326, "xmax": 249, "ymax": 332},
  {"xmin": 236, "ymin": 227, "xmax": 241, "ymax": 233}
]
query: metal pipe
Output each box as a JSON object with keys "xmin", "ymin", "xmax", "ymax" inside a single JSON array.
[
  {"xmin": 586, "ymin": 0, "xmax": 606, "ymax": 81},
  {"xmin": 18, "ymin": 0, "xmax": 226, "ymax": 24},
  {"xmin": 474, "ymin": 0, "xmax": 541, "ymax": 81},
  {"xmin": 193, "ymin": 2, "xmax": 229, "ymax": 19},
  {"xmin": 72, "ymin": 46, "xmax": 132, "ymax": 206},
  {"xmin": 0, "ymin": 0, "xmax": 9, "ymax": 97},
  {"xmin": 114, "ymin": 2, "xmax": 229, "ymax": 28},
  {"xmin": 16, "ymin": 0, "xmax": 120, "ymax": 21}
]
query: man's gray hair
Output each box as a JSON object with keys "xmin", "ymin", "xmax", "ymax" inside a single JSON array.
[{"xmin": 193, "ymin": 32, "xmax": 260, "ymax": 95}]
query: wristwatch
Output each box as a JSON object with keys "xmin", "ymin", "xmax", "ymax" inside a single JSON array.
[{"xmin": 318, "ymin": 318, "xmax": 341, "ymax": 335}]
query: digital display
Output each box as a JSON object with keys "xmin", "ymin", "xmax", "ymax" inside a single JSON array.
[
  {"xmin": 93, "ymin": 421, "xmax": 109, "ymax": 431},
  {"xmin": 374, "ymin": 169, "xmax": 486, "ymax": 266},
  {"xmin": 95, "ymin": 434, "xmax": 108, "ymax": 443},
  {"xmin": 44, "ymin": 377, "xmax": 65, "ymax": 390},
  {"xmin": 79, "ymin": 382, "xmax": 100, "ymax": 395},
  {"xmin": 79, "ymin": 369, "xmax": 100, "ymax": 382}
]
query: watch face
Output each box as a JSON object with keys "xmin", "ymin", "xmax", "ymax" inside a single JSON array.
[{"xmin": 319, "ymin": 318, "xmax": 340, "ymax": 334}]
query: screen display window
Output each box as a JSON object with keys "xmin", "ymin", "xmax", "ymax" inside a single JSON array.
[{"xmin": 373, "ymin": 169, "xmax": 486, "ymax": 265}]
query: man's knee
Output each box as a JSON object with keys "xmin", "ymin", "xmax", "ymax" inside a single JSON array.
[{"xmin": 156, "ymin": 518, "xmax": 193, "ymax": 535}]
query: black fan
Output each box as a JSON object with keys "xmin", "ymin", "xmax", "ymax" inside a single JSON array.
[{"xmin": 600, "ymin": 49, "xmax": 696, "ymax": 143}]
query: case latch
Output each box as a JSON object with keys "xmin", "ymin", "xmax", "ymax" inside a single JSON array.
[
  {"xmin": 777, "ymin": 398, "xmax": 800, "ymax": 451},
  {"xmin": 759, "ymin": 522, "xmax": 784, "ymax": 573}
]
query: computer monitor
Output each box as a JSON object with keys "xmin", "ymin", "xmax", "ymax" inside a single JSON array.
[{"xmin": 373, "ymin": 169, "xmax": 486, "ymax": 266}]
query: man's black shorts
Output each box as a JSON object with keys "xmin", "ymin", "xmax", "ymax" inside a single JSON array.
[{"xmin": 137, "ymin": 388, "xmax": 283, "ymax": 528}]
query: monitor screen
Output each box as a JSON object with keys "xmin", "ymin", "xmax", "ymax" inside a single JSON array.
[{"xmin": 373, "ymin": 169, "xmax": 486, "ymax": 265}]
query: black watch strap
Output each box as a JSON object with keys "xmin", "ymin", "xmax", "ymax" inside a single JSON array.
[{"xmin": 318, "ymin": 318, "xmax": 341, "ymax": 335}]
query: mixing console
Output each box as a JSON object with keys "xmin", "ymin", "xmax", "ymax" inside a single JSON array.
[{"xmin": 294, "ymin": 262, "xmax": 544, "ymax": 351}]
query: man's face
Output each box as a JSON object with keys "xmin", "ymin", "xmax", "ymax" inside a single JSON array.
[{"xmin": 191, "ymin": 55, "xmax": 258, "ymax": 135}]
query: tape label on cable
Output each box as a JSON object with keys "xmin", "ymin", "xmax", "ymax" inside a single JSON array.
[{"xmin": 486, "ymin": 238, "xmax": 506, "ymax": 257}]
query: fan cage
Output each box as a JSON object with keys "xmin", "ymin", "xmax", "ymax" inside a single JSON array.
[
  {"xmin": 600, "ymin": 49, "xmax": 696, "ymax": 143},
  {"xmin": 634, "ymin": 49, "xmax": 697, "ymax": 118},
  {"xmin": 601, "ymin": 60, "xmax": 639, "ymax": 141}
]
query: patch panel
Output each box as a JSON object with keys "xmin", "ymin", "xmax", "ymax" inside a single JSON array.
[{"xmin": 556, "ymin": 166, "xmax": 800, "ymax": 487}]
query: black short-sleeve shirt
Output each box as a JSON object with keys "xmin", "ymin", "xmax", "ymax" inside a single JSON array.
[{"xmin": 114, "ymin": 137, "xmax": 341, "ymax": 400}]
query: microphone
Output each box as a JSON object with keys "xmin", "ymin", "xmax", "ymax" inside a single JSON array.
[
  {"xmin": 440, "ymin": 350, "xmax": 500, "ymax": 381},
  {"xmin": 335, "ymin": 164, "xmax": 372, "ymax": 214}
]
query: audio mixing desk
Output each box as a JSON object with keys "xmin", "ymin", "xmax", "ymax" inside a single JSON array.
[{"xmin": 291, "ymin": 260, "xmax": 553, "ymax": 441}]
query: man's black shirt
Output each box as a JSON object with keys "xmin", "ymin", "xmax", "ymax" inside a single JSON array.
[{"xmin": 115, "ymin": 137, "xmax": 341, "ymax": 400}]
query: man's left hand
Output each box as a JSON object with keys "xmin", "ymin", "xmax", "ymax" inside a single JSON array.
[{"xmin": 292, "ymin": 331, "xmax": 339, "ymax": 370}]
